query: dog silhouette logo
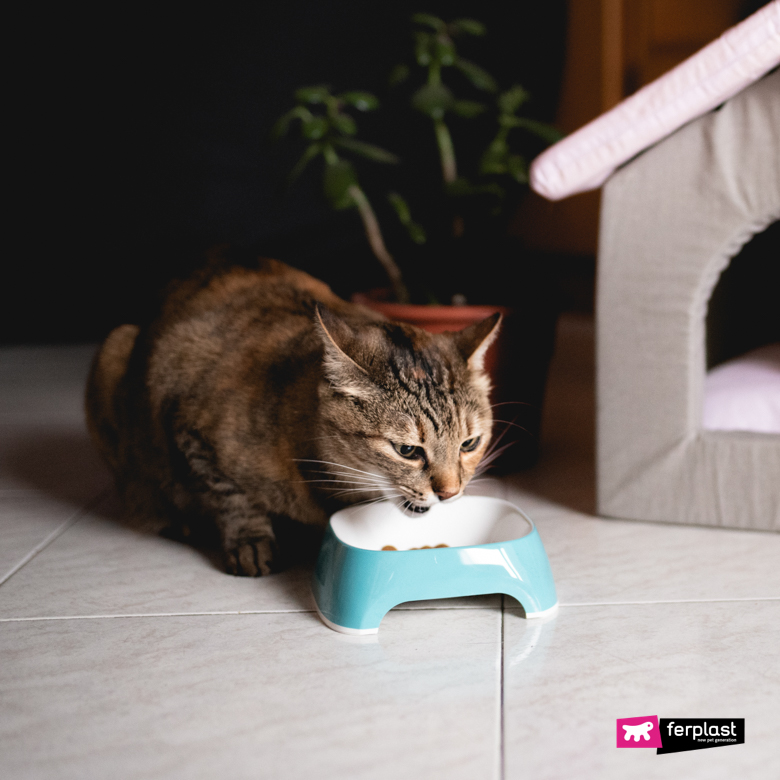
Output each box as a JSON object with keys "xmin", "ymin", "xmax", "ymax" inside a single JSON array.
[
  {"xmin": 616, "ymin": 716, "xmax": 663, "ymax": 748},
  {"xmin": 622, "ymin": 722, "xmax": 654, "ymax": 741}
]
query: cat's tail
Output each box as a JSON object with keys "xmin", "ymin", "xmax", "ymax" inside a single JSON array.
[{"xmin": 85, "ymin": 324, "xmax": 140, "ymax": 475}]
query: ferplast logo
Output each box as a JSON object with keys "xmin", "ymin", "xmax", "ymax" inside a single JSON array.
[
  {"xmin": 656, "ymin": 719, "xmax": 745, "ymax": 754},
  {"xmin": 617, "ymin": 716, "xmax": 745, "ymax": 754},
  {"xmin": 616, "ymin": 716, "xmax": 663, "ymax": 748}
]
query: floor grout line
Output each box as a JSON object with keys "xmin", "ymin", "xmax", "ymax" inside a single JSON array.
[
  {"xmin": 552, "ymin": 596, "xmax": 780, "ymax": 607},
  {"xmin": 0, "ymin": 609, "xmax": 317, "ymax": 623},
  {"xmin": 0, "ymin": 489, "xmax": 110, "ymax": 587},
  {"xmin": 2, "ymin": 596, "xmax": 779, "ymax": 624},
  {"xmin": 499, "ymin": 594, "xmax": 505, "ymax": 780},
  {"xmin": 0, "ymin": 605, "xmax": 499, "ymax": 623}
]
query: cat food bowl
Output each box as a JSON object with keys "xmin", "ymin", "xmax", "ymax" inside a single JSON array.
[{"xmin": 312, "ymin": 496, "xmax": 558, "ymax": 634}]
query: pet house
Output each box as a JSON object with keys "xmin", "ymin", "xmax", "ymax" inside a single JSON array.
[{"xmin": 530, "ymin": 3, "xmax": 780, "ymax": 531}]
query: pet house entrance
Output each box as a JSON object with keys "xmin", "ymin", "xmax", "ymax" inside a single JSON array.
[{"xmin": 704, "ymin": 220, "xmax": 780, "ymax": 434}]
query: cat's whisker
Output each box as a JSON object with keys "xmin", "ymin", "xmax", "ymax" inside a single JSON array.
[
  {"xmin": 313, "ymin": 482, "xmax": 394, "ymax": 494},
  {"xmin": 326, "ymin": 486, "xmax": 393, "ymax": 495},
  {"xmin": 342, "ymin": 490, "xmax": 404, "ymax": 506},
  {"xmin": 299, "ymin": 476, "xmax": 391, "ymax": 487},
  {"xmin": 491, "ymin": 418, "xmax": 532, "ymax": 435},
  {"xmin": 296, "ymin": 458, "xmax": 384, "ymax": 475},
  {"xmin": 296, "ymin": 471, "xmax": 387, "ymax": 480},
  {"xmin": 330, "ymin": 490, "xmax": 394, "ymax": 500},
  {"xmin": 352, "ymin": 495, "xmax": 402, "ymax": 509},
  {"xmin": 300, "ymin": 484, "xmax": 392, "ymax": 495},
  {"xmin": 490, "ymin": 400, "xmax": 534, "ymax": 410},
  {"xmin": 296, "ymin": 469, "xmax": 393, "ymax": 486},
  {"xmin": 472, "ymin": 409, "xmax": 535, "ymax": 476},
  {"xmin": 295, "ymin": 459, "xmax": 390, "ymax": 481},
  {"xmin": 484, "ymin": 419, "xmax": 512, "ymax": 451},
  {"xmin": 360, "ymin": 493, "xmax": 399, "ymax": 504},
  {"xmin": 315, "ymin": 471, "xmax": 392, "ymax": 484},
  {"xmin": 480, "ymin": 436, "xmax": 513, "ymax": 464},
  {"xmin": 474, "ymin": 442, "xmax": 516, "ymax": 477},
  {"xmin": 471, "ymin": 422, "xmax": 517, "ymax": 477}
]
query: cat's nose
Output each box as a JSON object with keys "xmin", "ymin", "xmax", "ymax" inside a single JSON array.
[{"xmin": 436, "ymin": 489, "xmax": 459, "ymax": 501}]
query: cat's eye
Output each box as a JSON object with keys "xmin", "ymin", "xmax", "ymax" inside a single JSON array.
[
  {"xmin": 393, "ymin": 443, "xmax": 423, "ymax": 460},
  {"xmin": 460, "ymin": 436, "xmax": 481, "ymax": 452}
]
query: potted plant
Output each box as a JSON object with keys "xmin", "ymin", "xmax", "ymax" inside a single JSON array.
[{"xmin": 274, "ymin": 13, "xmax": 563, "ymax": 469}]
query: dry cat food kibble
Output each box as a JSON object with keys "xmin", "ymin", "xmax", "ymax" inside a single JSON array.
[{"xmin": 381, "ymin": 544, "xmax": 449, "ymax": 551}]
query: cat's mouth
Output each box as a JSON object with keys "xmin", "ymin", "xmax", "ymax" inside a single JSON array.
[{"xmin": 401, "ymin": 500, "xmax": 430, "ymax": 514}]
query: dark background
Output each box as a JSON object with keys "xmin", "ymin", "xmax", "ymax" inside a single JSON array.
[{"xmin": 5, "ymin": 2, "xmax": 570, "ymax": 344}]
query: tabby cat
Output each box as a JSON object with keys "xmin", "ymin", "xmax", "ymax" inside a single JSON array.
[{"xmin": 86, "ymin": 255, "xmax": 500, "ymax": 575}]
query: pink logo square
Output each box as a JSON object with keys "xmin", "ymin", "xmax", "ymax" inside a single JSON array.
[{"xmin": 616, "ymin": 716, "xmax": 663, "ymax": 748}]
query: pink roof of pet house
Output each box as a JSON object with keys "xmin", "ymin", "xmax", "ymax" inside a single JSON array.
[{"xmin": 531, "ymin": 2, "xmax": 780, "ymax": 531}]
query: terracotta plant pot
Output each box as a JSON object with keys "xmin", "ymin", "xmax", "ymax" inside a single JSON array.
[{"xmin": 352, "ymin": 292, "xmax": 557, "ymax": 472}]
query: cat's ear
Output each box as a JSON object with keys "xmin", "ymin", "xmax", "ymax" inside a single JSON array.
[
  {"xmin": 315, "ymin": 305, "xmax": 374, "ymax": 396},
  {"xmin": 454, "ymin": 312, "xmax": 502, "ymax": 371}
]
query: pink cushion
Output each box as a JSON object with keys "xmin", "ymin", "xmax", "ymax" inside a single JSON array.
[{"xmin": 704, "ymin": 344, "xmax": 780, "ymax": 434}]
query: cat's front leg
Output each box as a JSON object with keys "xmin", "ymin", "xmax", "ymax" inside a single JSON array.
[
  {"xmin": 205, "ymin": 491, "xmax": 281, "ymax": 576},
  {"xmin": 167, "ymin": 418, "xmax": 281, "ymax": 576},
  {"xmin": 225, "ymin": 534, "xmax": 279, "ymax": 577},
  {"xmin": 219, "ymin": 513, "xmax": 280, "ymax": 577}
]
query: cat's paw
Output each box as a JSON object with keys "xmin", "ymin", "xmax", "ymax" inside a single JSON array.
[{"xmin": 225, "ymin": 536, "xmax": 279, "ymax": 577}]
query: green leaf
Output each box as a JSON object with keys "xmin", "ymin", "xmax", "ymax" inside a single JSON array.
[
  {"xmin": 333, "ymin": 137, "xmax": 399, "ymax": 164},
  {"xmin": 411, "ymin": 82, "xmax": 454, "ymax": 119},
  {"xmin": 498, "ymin": 84, "xmax": 530, "ymax": 115},
  {"xmin": 388, "ymin": 63, "xmax": 410, "ymax": 86},
  {"xmin": 414, "ymin": 30, "xmax": 433, "ymax": 66},
  {"xmin": 287, "ymin": 143, "xmax": 323, "ymax": 185},
  {"xmin": 388, "ymin": 192, "xmax": 426, "ymax": 244},
  {"xmin": 434, "ymin": 39, "xmax": 456, "ymax": 66},
  {"xmin": 330, "ymin": 112, "xmax": 357, "ymax": 136},
  {"xmin": 412, "ymin": 13, "xmax": 446, "ymax": 32},
  {"xmin": 451, "ymin": 100, "xmax": 485, "ymax": 118},
  {"xmin": 510, "ymin": 117, "xmax": 564, "ymax": 144},
  {"xmin": 406, "ymin": 222, "xmax": 427, "ymax": 244},
  {"xmin": 507, "ymin": 154, "xmax": 529, "ymax": 183},
  {"xmin": 451, "ymin": 18, "xmax": 486, "ymax": 36},
  {"xmin": 388, "ymin": 191, "xmax": 412, "ymax": 222},
  {"xmin": 445, "ymin": 177, "xmax": 475, "ymax": 196},
  {"xmin": 486, "ymin": 137, "xmax": 508, "ymax": 156},
  {"xmin": 272, "ymin": 106, "xmax": 313, "ymax": 139},
  {"xmin": 302, "ymin": 115, "xmax": 329, "ymax": 140},
  {"xmin": 339, "ymin": 91, "xmax": 379, "ymax": 111},
  {"xmin": 454, "ymin": 58, "xmax": 497, "ymax": 92},
  {"xmin": 323, "ymin": 160, "xmax": 358, "ymax": 210},
  {"xmin": 446, "ymin": 178, "xmax": 504, "ymax": 198},
  {"xmin": 295, "ymin": 85, "xmax": 331, "ymax": 104},
  {"xmin": 480, "ymin": 144, "xmax": 507, "ymax": 175}
]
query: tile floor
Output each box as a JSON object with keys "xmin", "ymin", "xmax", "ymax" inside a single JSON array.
[{"xmin": 1, "ymin": 315, "xmax": 778, "ymax": 780}]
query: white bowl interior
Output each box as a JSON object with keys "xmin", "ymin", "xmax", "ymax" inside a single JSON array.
[{"xmin": 330, "ymin": 496, "xmax": 533, "ymax": 551}]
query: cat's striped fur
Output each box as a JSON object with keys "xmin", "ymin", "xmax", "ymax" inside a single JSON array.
[{"xmin": 86, "ymin": 255, "xmax": 499, "ymax": 575}]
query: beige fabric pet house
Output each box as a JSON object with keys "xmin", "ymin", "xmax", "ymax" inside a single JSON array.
[{"xmin": 531, "ymin": 4, "xmax": 780, "ymax": 531}]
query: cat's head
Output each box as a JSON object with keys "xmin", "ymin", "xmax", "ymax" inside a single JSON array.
[{"xmin": 313, "ymin": 305, "xmax": 500, "ymax": 513}]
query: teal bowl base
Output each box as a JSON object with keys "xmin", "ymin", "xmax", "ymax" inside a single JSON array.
[
  {"xmin": 311, "ymin": 497, "xmax": 559, "ymax": 635},
  {"xmin": 314, "ymin": 603, "xmax": 383, "ymax": 636},
  {"xmin": 314, "ymin": 598, "xmax": 559, "ymax": 635}
]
